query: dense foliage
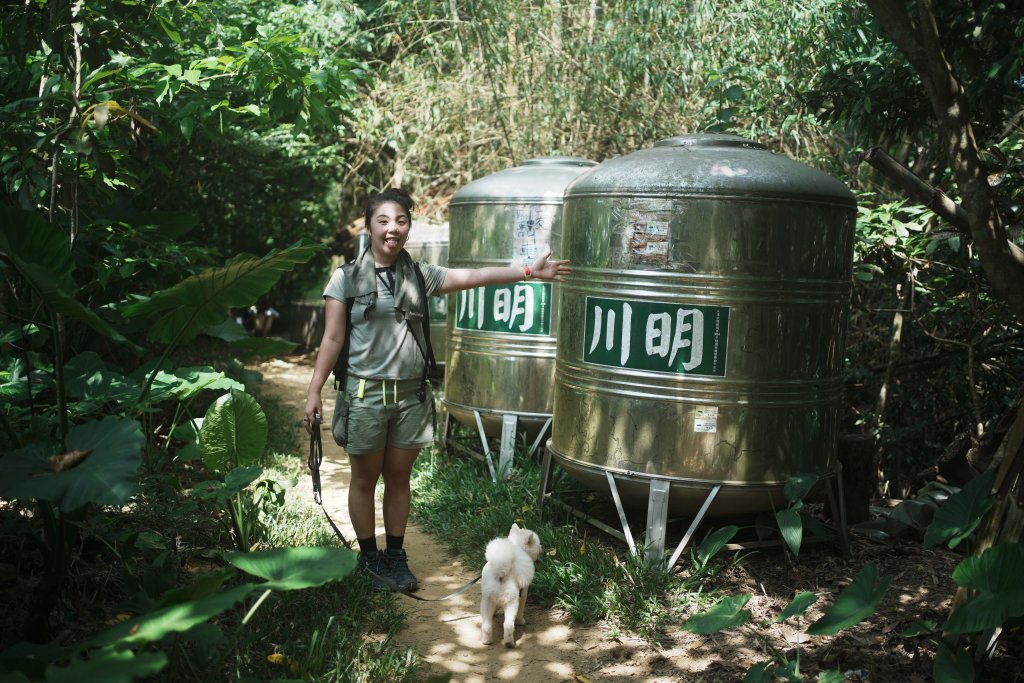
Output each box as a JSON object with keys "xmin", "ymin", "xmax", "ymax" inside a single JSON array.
[
  {"xmin": 2, "ymin": 0, "xmax": 1023, "ymax": 680},
  {"xmin": 0, "ymin": 1, "xmax": 393, "ymax": 678}
]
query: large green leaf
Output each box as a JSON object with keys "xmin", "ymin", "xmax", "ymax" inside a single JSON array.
[
  {"xmin": 0, "ymin": 417, "xmax": 144, "ymax": 512},
  {"xmin": 945, "ymin": 543, "xmax": 1024, "ymax": 634},
  {"xmin": 161, "ymin": 366, "xmax": 244, "ymax": 400},
  {"xmin": 228, "ymin": 335, "xmax": 299, "ymax": 357},
  {"xmin": 694, "ymin": 525, "xmax": 738, "ymax": 570},
  {"xmin": 776, "ymin": 508, "xmax": 803, "ymax": 558},
  {"xmin": 225, "ymin": 546, "xmax": 358, "ymax": 591},
  {"xmin": 932, "ymin": 640, "xmax": 975, "ymax": 683},
  {"xmin": 87, "ymin": 584, "xmax": 256, "ymax": 648},
  {"xmin": 0, "ymin": 642, "xmax": 75, "ymax": 681},
  {"xmin": 191, "ymin": 467, "xmax": 263, "ymax": 504},
  {"xmin": 198, "ymin": 391, "xmax": 267, "ymax": 471},
  {"xmin": 64, "ymin": 352, "xmax": 141, "ymax": 406},
  {"xmin": 155, "ymin": 569, "xmax": 236, "ymax": 609},
  {"xmin": 44, "ymin": 650, "xmax": 168, "ymax": 683},
  {"xmin": 784, "ymin": 472, "xmax": 818, "ymax": 503},
  {"xmin": 681, "ymin": 594, "xmax": 752, "ymax": 635},
  {"xmin": 203, "ymin": 319, "xmax": 251, "ymax": 342},
  {"xmin": 777, "ymin": 591, "xmax": 818, "ymax": 622},
  {"xmin": 924, "ymin": 470, "xmax": 996, "ymax": 550},
  {"xmin": 0, "ymin": 205, "xmax": 74, "ymax": 286},
  {"xmin": 0, "ymin": 207, "xmax": 139, "ymax": 351},
  {"xmin": 743, "ymin": 663, "xmax": 772, "ymax": 683},
  {"xmin": 805, "ymin": 562, "xmax": 891, "ymax": 636},
  {"xmin": 122, "ymin": 240, "xmax": 323, "ymax": 344}
]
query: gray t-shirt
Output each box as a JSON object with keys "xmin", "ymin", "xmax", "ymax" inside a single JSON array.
[{"xmin": 323, "ymin": 263, "xmax": 447, "ymax": 380}]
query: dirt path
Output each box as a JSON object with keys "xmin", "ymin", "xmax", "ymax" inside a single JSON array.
[{"xmin": 254, "ymin": 356, "xmax": 662, "ymax": 683}]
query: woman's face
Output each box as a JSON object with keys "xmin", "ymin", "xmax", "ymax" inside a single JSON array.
[{"xmin": 368, "ymin": 200, "xmax": 410, "ymax": 264}]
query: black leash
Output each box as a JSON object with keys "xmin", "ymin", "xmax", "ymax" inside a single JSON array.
[
  {"xmin": 308, "ymin": 413, "xmax": 353, "ymax": 549},
  {"xmin": 307, "ymin": 415, "xmax": 481, "ymax": 601}
]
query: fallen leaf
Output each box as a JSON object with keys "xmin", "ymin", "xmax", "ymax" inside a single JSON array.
[
  {"xmin": 783, "ymin": 627, "xmax": 812, "ymax": 644},
  {"xmin": 47, "ymin": 449, "xmax": 92, "ymax": 473}
]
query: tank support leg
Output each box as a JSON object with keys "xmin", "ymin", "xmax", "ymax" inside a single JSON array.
[
  {"xmin": 644, "ymin": 479, "xmax": 672, "ymax": 565},
  {"xmin": 438, "ymin": 401, "xmax": 451, "ymax": 456},
  {"xmin": 605, "ymin": 472, "xmax": 637, "ymax": 556},
  {"xmin": 666, "ymin": 485, "xmax": 722, "ymax": 571},
  {"xmin": 536, "ymin": 446, "xmax": 554, "ymax": 509},
  {"xmin": 824, "ymin": 463, "xmax": 850, "ymax": 556},
  {"xmin": 473, "ymin": 410, "xmax": 498, "ymax": 483},
  {"xmin": 527, "ymin": 417, "xmax": 552, "ymax": 458},
  {"xmin": 498, "ymin": 414, "xmax": 518, "ymax": 479}
]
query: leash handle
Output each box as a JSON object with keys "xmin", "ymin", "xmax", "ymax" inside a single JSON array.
[{"xmin": 308, "ymin": 413, "xmax": 323, "ymax": 505}]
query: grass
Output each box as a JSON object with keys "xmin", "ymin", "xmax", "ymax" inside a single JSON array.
[
  {"xmin": 225, "ymin": 386, "xmax": 418, "ymax": 683},
  {"xmin": 49, "ymin": 383, "xmax": 418, "ymax": 683},
  {"xmin": 410, "ymin": 430, "xmax": 736, "ymax": 643}
]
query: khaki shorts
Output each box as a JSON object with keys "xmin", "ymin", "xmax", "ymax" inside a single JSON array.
[{"xmin": 339, "ymin": 375, "xmax": 435, "ymax": 455}]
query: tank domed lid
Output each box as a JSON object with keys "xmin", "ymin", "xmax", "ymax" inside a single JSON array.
[
  {"xmin": 521, "ymin": 156, "xmax": 599, "ymax": 167},
  {"xmin": 565, "ymin": 134, "xmax": 854, "ymax": 206},
  {"xmin": 451, "ymin": 156, "xmax": 599, "ymax": 205},
  {"xmin": 653, "ymin": 134, "xmax": 767, "ymax": 150}
]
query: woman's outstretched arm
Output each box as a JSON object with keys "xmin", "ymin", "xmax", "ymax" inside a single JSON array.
[{"xmin": 437, "ymin": 249, "xmax": 571, "ymax": 294}]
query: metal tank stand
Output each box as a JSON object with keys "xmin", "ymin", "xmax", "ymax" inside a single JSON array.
[
  {"xmin": 537, "ymin": 451, "xmax": 850, "ymax": 572},
  {"xmin": 441, "ymin": 408, "xmax": 552, "ymax": 483},
  {"xmin": 601, "ymin": 472, "xmax": 723, "ymax": 570}
]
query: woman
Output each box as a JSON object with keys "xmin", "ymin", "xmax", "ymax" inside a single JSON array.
[{"xmin": 303, "ymin": 187, "xmax": 569, "ymax": 591}]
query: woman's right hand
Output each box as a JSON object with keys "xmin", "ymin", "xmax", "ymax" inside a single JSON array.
[{"xmin": 303, "ymin": 395, "xmax": 322, "ymax": 434}]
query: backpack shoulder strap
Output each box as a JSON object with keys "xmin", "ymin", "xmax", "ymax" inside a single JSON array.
[
  {"xmin": 412, "ymin": 262, "xmax": 437, "ymax": 374},
  {"xmin": 332, "ymin": 262, "xmax": 355, "ymax": 390}
]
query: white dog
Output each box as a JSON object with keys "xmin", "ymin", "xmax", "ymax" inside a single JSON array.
[{"xmin": 480, "ymin": 523, "xmax": 541, "ymax": 648}]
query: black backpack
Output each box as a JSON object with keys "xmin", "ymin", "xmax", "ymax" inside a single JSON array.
[{"xmin": 332, "ymin": 260, "xmax": 437, "ymax": 402}]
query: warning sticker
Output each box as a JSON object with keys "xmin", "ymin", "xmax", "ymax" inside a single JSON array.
[
  {"xmin": 627, "ymin": 200, "xmax": 673, "ymax": 264},
  {"xmin": 694, "ymin": 405, "xmax": 719, "ymax": 433}
]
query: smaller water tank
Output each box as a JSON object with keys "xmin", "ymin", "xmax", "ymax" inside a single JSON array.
[{"xmin": 444, "ymin": 156, "xmax": 598, "ymax": 437}]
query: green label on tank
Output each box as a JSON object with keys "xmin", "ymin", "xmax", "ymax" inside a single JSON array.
[
  {"xmin": 583, "ymin": 296, "xmax": 729, "ymax": 376},
  {"xmin": 455, "ymin": 283, "xmax": 552, "ymax": 335}
]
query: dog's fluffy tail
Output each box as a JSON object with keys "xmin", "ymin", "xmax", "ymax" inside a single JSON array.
[{"xmin": 485, "ymin": 538, "xmax": 531, "ymax": 581}]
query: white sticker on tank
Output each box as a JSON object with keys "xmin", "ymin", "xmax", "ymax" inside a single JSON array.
[
  {"xmin": 513, "ymin": 205, "xmax": 545, "ymax": 264},
  {"xmin": 694, "ymin": 405, "xmax": 718, "ymax": 433}
]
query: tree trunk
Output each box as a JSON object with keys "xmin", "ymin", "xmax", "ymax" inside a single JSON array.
[{"xmin": 863, "ymin": 0, "xmax": 1024, "ymax": 322}]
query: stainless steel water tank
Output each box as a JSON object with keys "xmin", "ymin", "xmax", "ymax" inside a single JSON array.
[
  {"xmin": 444, "ymin": 157, "xmax": 598, "ymax": 437},
  {"xmin": 405, "ymin": 221, "xmax": 449, "ymax": 373},
  {"xmin": 548, "ymin": 134, "xmax": 856, "ymax": 515}
]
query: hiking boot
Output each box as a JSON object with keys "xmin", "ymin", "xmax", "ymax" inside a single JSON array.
[
  {"xmin": 385, "ymin": 548, "xmax": 418, "ymax": 592},
  {"xmin": 357, "ymin": 551, "xmax": 395, "ymax": 592}
]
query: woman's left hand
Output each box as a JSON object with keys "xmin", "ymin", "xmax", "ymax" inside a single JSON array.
[{"xmin": 531, "ymin": 250, "xmax": 572, "ymax": 282}]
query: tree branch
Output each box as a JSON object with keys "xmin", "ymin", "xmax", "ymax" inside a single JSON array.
[
  {"xmin": 863, "ymin": 147, "xmax": 1024, "ymax": 267},
  {"xmin": 864, "ymin": 0, "xmax": 1024, "ymax": 321}
]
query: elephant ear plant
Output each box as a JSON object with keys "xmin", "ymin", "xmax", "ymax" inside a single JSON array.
[
  {"xmin": 191, "ymin": 390, "xmax": 285, "ymax": 552},
  {"xmin": 0, "ymin": 204, "xmax": 325, "ymax": 650}
]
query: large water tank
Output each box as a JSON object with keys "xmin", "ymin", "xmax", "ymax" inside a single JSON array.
[
  {"xmin": 444, "ymin": 157, "xmax": 598, "ymax": 437},
  {"xmin": 405, "ymin": 221, "xmax": 449, "ymax": 373},
  {"xmin": 548, "ymin": 134, "xmax": 856, "ymax": 515}
]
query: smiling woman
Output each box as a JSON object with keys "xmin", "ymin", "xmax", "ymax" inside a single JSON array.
[{"xmin": 302, "ymin": 187, "xmax": 569, "ymax": 594}]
